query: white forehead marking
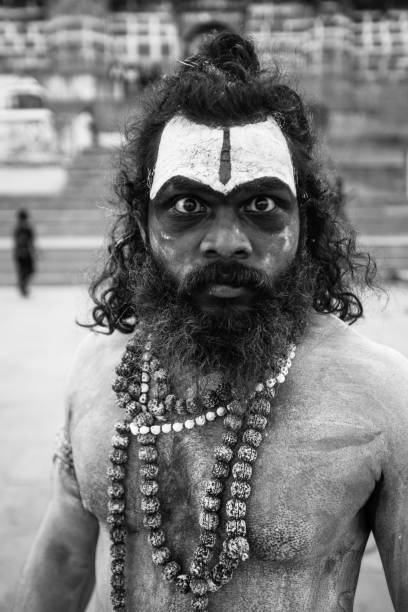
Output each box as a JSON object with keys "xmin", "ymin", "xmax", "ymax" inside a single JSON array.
[{"xmin": 150, "ymin": 115, "xmax": 296, "ymax": 199}]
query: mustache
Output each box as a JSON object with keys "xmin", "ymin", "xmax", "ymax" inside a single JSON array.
[{"xmin": 178, "ymin": 261, "xmax": 274, "ymax": 296}]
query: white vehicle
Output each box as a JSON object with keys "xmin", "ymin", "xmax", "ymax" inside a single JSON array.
[{"xmin": 0, "ymin": 75, "xmax": 58, "ymax": 163}]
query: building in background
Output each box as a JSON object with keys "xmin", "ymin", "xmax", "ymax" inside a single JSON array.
[
  {"xmin": 0, "ymin": 74, "xmax": 57, "ymax": 163},
  {"xmin": 0, "ymin": 1, "xmax": 407, "ymax": 286},
  {"xmin": 0, "ymin": 0, "xmax": 407, "ymax": 110}
]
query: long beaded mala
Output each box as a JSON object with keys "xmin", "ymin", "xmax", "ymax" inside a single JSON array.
[{"xmin": 107, "ymin": 329, "xmax": 295, "ymax": 612}]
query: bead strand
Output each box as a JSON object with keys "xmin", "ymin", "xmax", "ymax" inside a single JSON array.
[
  {"xmin": 189, "ymin": 400, "xmax": 245, "ymax": 610},
  {"xmin": 137, "ymin": 337, "xmax": 186, "ymax": 588},
  {"xmin": 107, "ymin": 420, "xmax": 131, "ymax": 612},
  {"xmin": 108, "ymin": 332, "xmax": 146, "ymax": 612},
  {"xmin": 110, "ymin": 329, "xmax": 296, "ymax": 612},
  {"xmin": 221, "ymin": 398, "xmax": 271, "ymax": 571},
  {"xmin": 192, "ymin": 401, "xmax": 245, "ymax": 604},
  {"xmin": 129, "ymin": 406, "xmax": 227, "ymax": 436}
]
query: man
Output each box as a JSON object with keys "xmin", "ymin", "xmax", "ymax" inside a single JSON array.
[
  {"xmin": 15, "ymin": 33, "xmax": 408, "ymax": 612},
  {"xmin": 13, "ymin": 208, "xmax": 36, "ymax": 296}
]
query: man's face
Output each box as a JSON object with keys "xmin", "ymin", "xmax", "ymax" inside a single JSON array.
[{"xmin": 147, "ymin": 115, "xmax": 299, "ymax": 314}]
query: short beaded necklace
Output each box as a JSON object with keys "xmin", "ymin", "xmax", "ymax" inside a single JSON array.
[{"xmin": 107, "ymin": 330, "xmax": 295, "ymax": 612}]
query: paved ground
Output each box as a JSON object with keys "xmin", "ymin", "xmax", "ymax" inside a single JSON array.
[{"xmin": 1, "ymin": 283, "xmax": 408, "ymax": 611}]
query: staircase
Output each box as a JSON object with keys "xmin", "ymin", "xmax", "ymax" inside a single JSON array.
[
  {"xmin": 329, "ymin": 141, "xmax": 408, "ymax": 279},
  {"xmin": 0, "ymin": 147, "xmax": 115, "ymax": 285},
  {"xmin": 1, "ymin": 132, "xmax": 408, "ymax": 286}
]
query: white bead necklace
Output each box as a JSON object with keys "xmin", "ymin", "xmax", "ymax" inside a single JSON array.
[{"xmin": 129, "ymin": 342, "xmax": 296, "ymax": 437}]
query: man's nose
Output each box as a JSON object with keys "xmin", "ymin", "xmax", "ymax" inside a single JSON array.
[{"xmin": 200, "ymin": 211, "xmax": 252, "ymax": 260}]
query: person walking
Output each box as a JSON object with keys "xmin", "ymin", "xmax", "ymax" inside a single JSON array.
[{"xmin": 13, "ymin": 209, "xmax": 36, "ymax": 296}]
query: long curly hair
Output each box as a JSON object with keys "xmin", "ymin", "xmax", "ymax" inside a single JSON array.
[{"xmin": 86, "ymin": 32, "xmax": 376, "ymax": 334}]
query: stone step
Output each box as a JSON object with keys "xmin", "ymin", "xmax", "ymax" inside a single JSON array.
[
  {"xmin": 348, "ymin": 203, "xmax": 408, "ymax": 214},
  {"xmin": 0, "ymin": 196, "xmax": 56, "ymax": 211},
  {"xmin": 355, "ymin": 239, "xmax": 408, "ymax": 278},
  {"xmin": 0, "ymin": 246, "xmax": 99, "ymax": 285},
  {"xmin": 343, "ymin": 170, "xmax": 405, "ymax": 192},
  {"xmin": 0, "ymin": 209, "xmax": 111, "ymax": 237},
  {"xmin": 0, "ymin": 148, "xmax": 114, "ymax": 213},
  {"xmin": 1, "ymin": 238, "xmax": 407, "ymax": 285},
  {"xmin": 0, "ymin": 270, "xmax": 87, "ymax": 286},
  {"xmin": 348, "ymin": 218, "xmax": 408, "ymax": 235},
  {"xmin": 347, "ymin": 195, "xmax": 408, "ymax": 208},
  {"xmin": 348, "ymin": 209, "xmax": 408, "ymax": 220}
]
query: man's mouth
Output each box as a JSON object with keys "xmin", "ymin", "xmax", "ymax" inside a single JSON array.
[
  {"xmin": 192, "ymin": 284, "xmax": 255, "ymax": 312},
  {"xmin": 180, "ymin": 262, "xmax": 271, "ymax": 305},
  {"xmin": 207, "ymin": 284, "xmax": 249, "ymax": 299}
]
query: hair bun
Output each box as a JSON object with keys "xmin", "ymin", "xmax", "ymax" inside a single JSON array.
[{"xmin": 195, "ymin": 32, "xmax": 260, "ymax": 80}]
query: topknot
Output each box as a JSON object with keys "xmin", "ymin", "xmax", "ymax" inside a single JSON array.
[{"xmin": 184, "ymin": 32, "xmax": 260, "ymax": 81}]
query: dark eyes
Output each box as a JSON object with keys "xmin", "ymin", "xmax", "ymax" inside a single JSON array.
[
  {"xmin": 171, "ymin": 195, "xmax": 278, "ymax": 215},
  {"xmin": 245, "ymin": 196, "xmax": 277, "ymax": 213},
  {"xmin": 173, "ymin": 197, "xmax": 205, "ymax": 214}
]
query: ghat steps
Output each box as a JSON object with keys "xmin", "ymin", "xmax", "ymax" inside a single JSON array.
[
  {"xmin": 0, "ymin": 147, "xmax": 113, "ymax": 285},
  {"xmin": 0, "ymin": 144, "xmax": 407, "ymax": 286}
]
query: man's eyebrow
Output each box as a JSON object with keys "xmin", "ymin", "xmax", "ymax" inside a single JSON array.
[
  {"xmin": 152, "ymin": 176, "xmax": 222, "ymax": 200},
  {"xmin": 228, "ymin": 177, "xmax": 295, "ymax": 201},
  {"xmin": 152, "ymin": 175, "xmax": 296, "ymax": 202}
]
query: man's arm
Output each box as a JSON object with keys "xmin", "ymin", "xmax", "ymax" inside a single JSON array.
[
  {"xmin": 14, "ymin": 331, "xmax": 119, "ymax": 611},
  {"xmin": 368, "ymin": 356, "xmax": 408, "ymax": 611},
  {"xmin": 14, "ymin": 451, "xmax": 99, "ymax": 612}
]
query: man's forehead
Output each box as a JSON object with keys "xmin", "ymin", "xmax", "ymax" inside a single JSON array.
[{"xmin": 149, "ymin": 115, "xmax": 297, "ymax": 200}]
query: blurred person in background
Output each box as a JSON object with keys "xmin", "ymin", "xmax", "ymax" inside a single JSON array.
[
  {"xmin": 14, "ymin": 34, "xmax": 408, "ymax": 612},
  {"xmin": 72, "ymin": 106, "xmax": 96, "ymax": 153},
  {"xmin": 13, "ymin": 208, "xmax": 36, "ymax": 297}
]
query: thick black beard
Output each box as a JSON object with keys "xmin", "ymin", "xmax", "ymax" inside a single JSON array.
[{"xmin": 129, "ymin": 250, "xmax": 316, "ymax": 395}]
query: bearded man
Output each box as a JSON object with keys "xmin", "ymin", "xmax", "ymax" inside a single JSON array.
[{"xmin": 15, "ymin": 34, "xmax": 408, "ymax": 612}]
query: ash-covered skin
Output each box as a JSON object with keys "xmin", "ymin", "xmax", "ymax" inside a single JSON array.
[
  {"xmin": 60, "ymin": 116, "xmax": 405, "ymax": 611},
  {"xmin": 148, "ymin": 176, "xmax": 299, "ymax": 306},
  {"xmin": 147, "ymin": 116, "xmax": 299, "ymax": 302},
  {"xmin": 149, "ymin": 115, "xmax": 297, "ymax": 200},
  {"xmin": 63, "ymin": 313, "xmax": 408, "ymax": 612}
]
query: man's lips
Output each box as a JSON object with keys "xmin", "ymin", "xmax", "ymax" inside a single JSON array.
[
  {"xmin": 206, "ymin": 284, "xmax": 249, "ymax": 299},
  {"xmin": 190, "ymin": 283, "xmax": 256, "ymax": 311}
]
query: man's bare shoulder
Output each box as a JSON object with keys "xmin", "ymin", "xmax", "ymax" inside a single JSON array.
[
  {"xmin": 302, "ymin": 311, "xmax": 407, "ymax": 371},
  {"xmin": 298, "ymin": 312, "xmax": 408, "ymax": 426},
  {"xmin": 65, "ymin": 329, "xmax": 130, "ymax": 426},
  {"xmin": 325, "ymin": 313, "xmax": 408, "ymax": 380}
]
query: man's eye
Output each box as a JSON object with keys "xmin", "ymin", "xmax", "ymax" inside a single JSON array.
[
  {"xmin": 245, "ymin": 196, "xmax": 277, "ymax": 213},
  {"xmin": 173, "ymin": 197, "xmax": 205, "ymax": 214}
]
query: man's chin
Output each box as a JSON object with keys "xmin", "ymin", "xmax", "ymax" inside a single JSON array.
[{"xmin": 196, "ymin": 302, "xmax": 254, "ymax": 322}]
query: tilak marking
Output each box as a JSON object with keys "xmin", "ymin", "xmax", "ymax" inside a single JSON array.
[
  {"xmin": 149, "ymin": 116, "xmax": 297, "ymax": 199},
  {"xmin": 219, "ymin": 128, "xmax": 232, "ymax": 185}
]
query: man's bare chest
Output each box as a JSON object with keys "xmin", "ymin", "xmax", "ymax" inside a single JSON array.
[{"xmin": 71, "ymin": 391, "xmax": 384, "ymax": 565}]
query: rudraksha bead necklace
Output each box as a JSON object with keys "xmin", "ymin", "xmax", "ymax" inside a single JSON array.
[{"xmin": 108, "ymin": 331, "xmax": 296, "ymax": 611}]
